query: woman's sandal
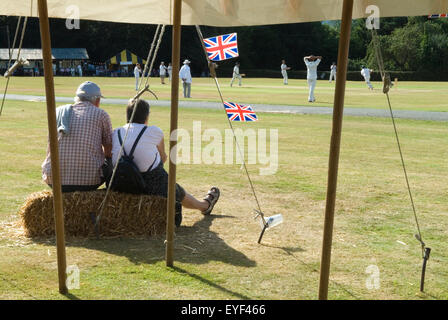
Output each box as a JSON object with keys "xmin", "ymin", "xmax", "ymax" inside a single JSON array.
[{"xmin": 202, "ymin": 186, "xmax": 220, "ymax": 215}]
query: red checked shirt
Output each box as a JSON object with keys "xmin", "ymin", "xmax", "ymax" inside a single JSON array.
[{"xmin": 42, "ymin": 101, "xmax": 113, "ymax": 186}]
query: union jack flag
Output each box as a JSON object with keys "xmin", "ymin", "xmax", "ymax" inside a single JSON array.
[
  {"xmin": 224, "ymin": 102, "xmax": 258, "ymax": 122},
  {"xmin": 429, "ymin": 14, "xmax": 448, "ymax": 18},
  {"xmin": 203, "ymin": 33, "xmax": 239, "ymax": 61}
]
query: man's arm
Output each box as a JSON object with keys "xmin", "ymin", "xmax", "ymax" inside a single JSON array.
[
  {"xmin": 103, "ymin": 143, "xmax": 112, "ymax": 158},
  {"xmin": 101, "ymin": 113, "xmax": 113, "ymax": 158},
  {"xmin": 157, "ymin": 138, "xmax": 168, "ymax": 163}
]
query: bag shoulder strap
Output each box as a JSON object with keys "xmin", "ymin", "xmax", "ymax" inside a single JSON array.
[
  {"xmin": 117, "ymin": 128, "xmax": 127, "ymax": 157},
  {"xmin": 129, "ymin": 126, "xmax": 148, "ymax": 157}
]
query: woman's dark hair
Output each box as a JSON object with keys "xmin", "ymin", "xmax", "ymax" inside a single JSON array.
[{"xmin": 127, "ymin": 99, "xmax": 150, "ymax": 124}]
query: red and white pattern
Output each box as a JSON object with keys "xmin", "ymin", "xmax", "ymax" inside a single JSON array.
[
  {"xmin": 224, "ymin": 101, "xmax": 258, "ymax": 122},
  {"xmin": 42, "ymin": 101, "xmax": 113, "ymax": 186},
  {"xmin": 203, "ymin": 33, "xmax": 239, "ymax": 61}
]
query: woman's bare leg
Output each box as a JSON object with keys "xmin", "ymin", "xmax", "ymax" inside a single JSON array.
[{"xmin": 181, "ymin": 192, "xmax": 209, "ymax": 211}]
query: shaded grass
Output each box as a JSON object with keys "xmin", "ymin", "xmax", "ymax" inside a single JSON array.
[{"xmin": 0, "ymin": 98, "xmax": 447, "ymax": 300}]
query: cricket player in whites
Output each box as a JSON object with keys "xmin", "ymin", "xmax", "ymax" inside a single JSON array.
[
  {"xmin": 134, "ymin": 63, "xmax": 142, "ymax": 91},
  {"xmin": 361, "ymin": 65, "xmax": 374, "ymax": 90},
  {"xmin": 230, "ymin": 62, "xmax": 242, "ymax": 87},
  {"xmin": 329, "ymin": 62, "xmax": 336, "ymax": 83},
  {"xmin": 281, "ymin": 59, "xmax": 291, "ymax": 85},
  {"xmin": 304, "ymin": 55, "xmax": 322, "ymax": 102}
]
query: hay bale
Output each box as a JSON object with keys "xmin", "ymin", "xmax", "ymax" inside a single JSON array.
[{"xmin": 18, "ymin": 190, "xmax": 167, "ymax": 237}]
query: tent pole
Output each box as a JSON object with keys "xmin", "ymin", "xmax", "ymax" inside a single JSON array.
[
  {"xmin": 165, "ymin": 0, "xmax": 182, "ymax": 267},
  {"xmin": 37, "ymin": 0, "xmax": 68, "ymax": 294},
  {"xmin": 318, "ymin": 0, "xmax": 353, "ymax": 300}
]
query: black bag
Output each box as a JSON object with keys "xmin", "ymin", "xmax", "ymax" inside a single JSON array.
[{"xmin": 110, "ymin": 126, "xmax": 148, "ymax": 194}]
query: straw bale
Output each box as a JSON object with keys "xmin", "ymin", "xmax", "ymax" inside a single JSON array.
[{"xmin": 18, "ymin": 190, "xmax": 167, "ymax": 237}]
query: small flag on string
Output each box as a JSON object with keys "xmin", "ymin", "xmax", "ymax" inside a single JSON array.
[
  {"xmin": 428, "ymin": 14, "xmax": 448, "ymax": 18},
  {"xmin": 203, "ymin": 33, "xmax": 239, "ymax": 61},
  {"xmin": 224, "ymin": 102, "xmax": 258, "ymax": 122}
]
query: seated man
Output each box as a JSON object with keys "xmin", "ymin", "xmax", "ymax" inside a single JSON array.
[
  {"xmin": 42, "ymin": 81, "xmax": 113, "ymax": 192},
  {"xmin": 111, "ymin": 99, "xmax": 220, "ymax": 226}
]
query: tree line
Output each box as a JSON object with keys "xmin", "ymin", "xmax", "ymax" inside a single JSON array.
[{"xmin": 1, "ymin": 15, "xmax": 447, "ymax": 76}]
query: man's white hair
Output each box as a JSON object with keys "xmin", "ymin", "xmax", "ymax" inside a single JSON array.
[{"xmin": 74, "ymin": 94, "xmax": 99, "ymax": 104}]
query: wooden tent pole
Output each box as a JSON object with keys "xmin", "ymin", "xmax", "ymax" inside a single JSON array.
[
  {"xmin": 318, "ymin": 0, "xmax": 354, "ymax": 300},
  {"xmin": 165, "ymin": 0, "xmax": 182, "ymax": 267},
  {"xmin": 37, "ymin": 0, "xmax": 68, "ymax": 294}
]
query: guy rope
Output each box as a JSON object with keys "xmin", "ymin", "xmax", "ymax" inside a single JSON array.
[
  {"xmin": 93, "ymin": 26, "xmax": 166, "ymax": 235},
  {"xmin": 138, "ymin": 24, "xmax": 166, "ymax": 96},
  {"xmin": 194, "ymin": 25, "xmax": 269, "ymax": 243},
  {"xmin": 370, "ymin": 27, "xmax": 431, "ymax": 292},
  {"xmin": 0, "ymin": 14, "xmax": 29, "ymax": 117}
]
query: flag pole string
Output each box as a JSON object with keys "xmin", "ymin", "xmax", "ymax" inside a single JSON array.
[
  {"xmin": 370, "ymin": 27, "xmax": 430, "ymax": 291},
  {"xmin": 194, "ymin": 26, "xmax": 267, "ymax": 231}
]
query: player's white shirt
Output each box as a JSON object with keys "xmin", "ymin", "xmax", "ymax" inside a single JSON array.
[
  {"xmin": 361, "ymin": 68, "xmax": 370, "ymax": 78},
  {"xmin": 330, "ymin": 65, "xmax": 337, "ymax": 72},
  {"xmin": 233, "ymin": 65, "xmax": 240, "ymax": 75},
  {"xmin": 159, "ymin": 65, "xmax": 167, "ymax": 76},
  {"xmin": 304, "ymin": 57, "xmax": 321, "ymax": 80},
  {"xmin": 281, "ymin": 63, "xmax": 288, "ymax": 71},
  {"xmin": 179, "ymin": 64, "xmax": 192, "ymax": 83},
  {"xmin": 134, "ymin": 66, "xmax": 140, "ymax": 77}
]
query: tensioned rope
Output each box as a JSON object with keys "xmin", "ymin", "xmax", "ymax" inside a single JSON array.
[
  {"xmin": 0, "ymin": 16, "xmax": 28, "ymax": 117},
  {"xmin": 194, "ymin": 26, "xmax": 267, "ymax": 240},
  {"xmin": 93, "ymin": 85, "xmax": 150, "ymax": 232},
  {"xmin": 94, "ymin": 26, "xmax": 166, "ymax": 231},
  {"xmin": 370, "ymin": 27, "xmax": 430, "ymax": 291},
  {"xmin": 138, "ymin": 24, "xmax": 166, "ymax": 92}
]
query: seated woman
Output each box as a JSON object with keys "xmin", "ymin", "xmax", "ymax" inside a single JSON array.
[{"xmin": 111, "ymin": 99, "xmax": 220, "ymax": 226}]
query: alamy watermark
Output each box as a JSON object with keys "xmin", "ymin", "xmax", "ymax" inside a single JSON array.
[
  {"xmin": 366, "ymin": 5, "xmax": 380, "ymax": 30},
  {"xmin": 65, "ymin": 5, "xmax": 80, "ymax": 30},
  {"xmin": 66, "ymin": 265, "xmax": 80, "ymax": 289},
  {"xmin": 365, "ymin": 264, "xmax": 380, "ymax": 290},
  {"xmin": 170, "ymin": 121, "xmax": 279, "ymax": 175}
]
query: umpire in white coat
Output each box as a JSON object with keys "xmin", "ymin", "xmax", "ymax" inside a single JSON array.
[
  {"xmin": 179, "ymin": 59, "xmax": 192, "ymax": 98},
  {"xmin": 304, "ymin": 55, "xmax": 322, "ymax": 102}
]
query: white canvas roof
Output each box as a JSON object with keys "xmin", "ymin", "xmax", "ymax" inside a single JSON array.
[{"xmin": 1, "ymin": 0, "xmax": 447, "ymax": 26}]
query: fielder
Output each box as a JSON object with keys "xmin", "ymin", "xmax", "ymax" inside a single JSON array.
[
  {"xmin": 361, "ymin": 65, "xmax": 374, "ymax": 90},
  {"xmin": 304, "ymin": 55, "xmax": 322, "ymax": 102},
  {"xmin": 281, "ymin": 59, "xmax": 291, "ymax": 85},
  {"xmin": 159, "ymin": 61, "xmax": 167, "ymax": 84},
  {"xmin": 329, "ymin": 62, "xmax": 336, "ymax": 83},
  {"xmin": 134, "ymin": 63, "xmax": 142, "ymax": 91},
  {"xmin": 230, "ymin": 62, "xmax": 242, "ymax": 87}
]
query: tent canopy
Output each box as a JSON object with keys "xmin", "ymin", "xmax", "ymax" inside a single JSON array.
[
  {"xmin": 1, "ymin": 0, "xmax": 447, "ymax": 26},
  {"xmin": 105, "ymin": 49, "xmax": 146, "ymax": 65}
]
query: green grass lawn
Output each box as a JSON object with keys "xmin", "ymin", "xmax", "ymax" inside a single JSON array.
[
  {"xmin": 0, "ymin": 79, "xmax": 447, "ymax": 300},
  {"xmin": 1, "ymin": 76, "xmax": 448, "ymax": 112}
]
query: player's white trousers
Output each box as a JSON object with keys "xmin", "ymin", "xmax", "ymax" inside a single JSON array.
[
  {"xmin": 307, "ymin": 78, "xmax": 317, "ymax": 102},
  {"xmin": 230, "ymin": 74, "xmax": 242, "ymax": 86},
  {"xmin": 364, "ymin": 76, "xmax": 373, "ymax": 89},
  {"xmin": 135, "ymin": 76, "xmax": 139, "ymax": 90},
  {"xmin": 329, "ymin": 71, "xmax": 336, "ymax": 82},
  {"xmin": 282, "ymin": 70, "xmax": 288, "ymax": 84}
]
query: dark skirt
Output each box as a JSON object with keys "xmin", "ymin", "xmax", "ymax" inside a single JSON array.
[{"xmin": 141, "ymin": 161, "xmax": 186, "ymax": 227}]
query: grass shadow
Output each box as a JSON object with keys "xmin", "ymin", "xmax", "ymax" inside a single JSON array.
[
  {"xmin": 62, "ymin": 292, "xmax": 81, "ymax": 300},
  {"xmin": 171, "ymin": 266, "xmax": 252, "ymax": 300},
  {"xmin": 261, "ymin": 243, "xmax": 360, "ymax": 299},
  {"xmin": 32, "ymin": 214, "xmax": 256, "ymax": 269}
]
